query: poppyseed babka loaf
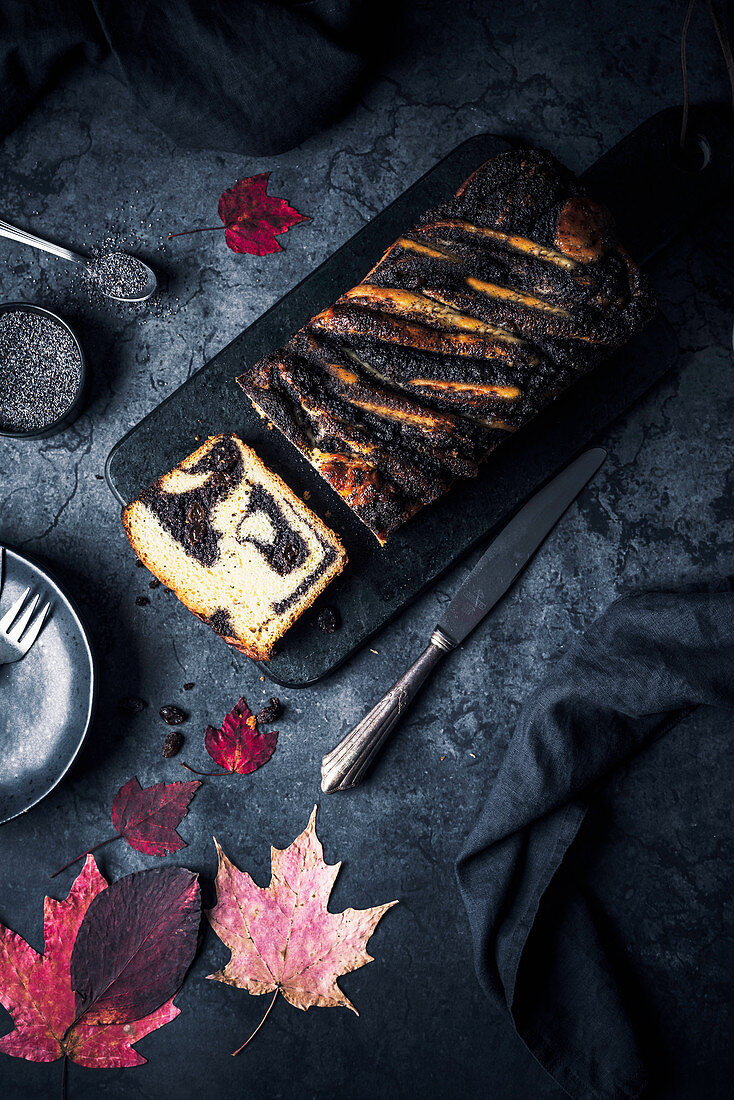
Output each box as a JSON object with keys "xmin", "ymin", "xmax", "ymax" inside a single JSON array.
[
  {"xmin": 122, "ymin": 434, "xmax": 347, "ymax": 660},
  {"xmin": 237, "ymin": 147, "xmax": 655, "ymax": 544}
]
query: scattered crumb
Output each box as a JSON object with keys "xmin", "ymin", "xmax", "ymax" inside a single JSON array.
[
  {"xmin": 256, "ymin": 697, "xmax": 281, "ymax": 724},
  {"xmin": 162, "ymin": 731, "xmax": 184, "ymax": 758},
  {"xmin": 118, "ymin": 696, "xmax": 147, "ymax": 715},
  {"xmin": 316, "ymin": 606, "xmax": 339, "ymax": 634}
]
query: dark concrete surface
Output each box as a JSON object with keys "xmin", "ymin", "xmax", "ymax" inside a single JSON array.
[{"xmin": 0, "ymin": 2, "xmax": 732, "ymax": 1098}]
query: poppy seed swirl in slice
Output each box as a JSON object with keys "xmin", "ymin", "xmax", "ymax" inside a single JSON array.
[{"xmin": 122, "ymin": 435, "xmax": 346, "ymax": 660}]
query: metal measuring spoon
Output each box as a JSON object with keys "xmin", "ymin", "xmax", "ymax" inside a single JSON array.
[{"xmin": 0, "ymin": 218, "xmax": 157, "ymax": 302}]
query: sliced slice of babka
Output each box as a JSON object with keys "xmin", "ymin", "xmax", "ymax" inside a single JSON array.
[{"xmin": 122, "ymin": 434, "xmax": 347, "ymax": 660}]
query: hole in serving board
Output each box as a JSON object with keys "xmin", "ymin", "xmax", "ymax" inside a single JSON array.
[{"xmin": 671, "ymin": 132, "xmax": 712, "ymax": 173}]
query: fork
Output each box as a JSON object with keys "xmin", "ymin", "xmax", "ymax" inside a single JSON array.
[{"xmin": 0, "ymin": 548, "xmax": 51, "ymax": 666}]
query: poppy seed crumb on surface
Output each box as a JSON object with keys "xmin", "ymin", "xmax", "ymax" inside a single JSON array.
[
  {"xmin": 0, "ymin": 310, "xmax": 82, "ymax": 432},
  {"xmin": 118, "ymin": 696, "xmax": 147, "ymax": 715},
  {"xmin": 316, "ymin": 606, "xmax": 340, "ymax": 634}
]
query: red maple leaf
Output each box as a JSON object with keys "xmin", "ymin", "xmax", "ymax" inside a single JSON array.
[
  {"xmin": 207, "ymin": 807, "xmax": 397, "ymax": 1055},
  {"xmin": 219, "ymin": 174, "xmax": 310, "ymax": 255},
  {"xmin": 0, "ymin": 856, "xmax": 185, "ymax": 1067},
  {"xmin": 169, "ymin": 173, "xmax": 309, "ymax": 255},
  {"xmin": 183, "ymin": 697, "xmax": 278, "ymax": 777},
  {"xmin": 51, "ymin": 778, "xmax": 201, "ymax": 877}
]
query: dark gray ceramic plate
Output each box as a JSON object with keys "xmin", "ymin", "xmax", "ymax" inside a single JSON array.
[{"xmin": 0, "ymin": 547, "xmax": 94, "ymax": 824}]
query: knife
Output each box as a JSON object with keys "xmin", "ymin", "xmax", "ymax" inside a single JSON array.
[{"xmin": 320, "ymin": 447, "xmax": 606, "ymax": 792}]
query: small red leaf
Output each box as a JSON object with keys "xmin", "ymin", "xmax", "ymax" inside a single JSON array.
[
  {"xmin": 204, "ymin": 697, "xmax": 278, "ymax": 774},
  {"xmin": 70, "ymin": 866, "xmax": 200, "ymax": 1027},
  {"xmin": 218, "ymin": 173, "xmax": 309, "ymax": 255},
  {"xmin": 111, "ymin": 777, "xmax": 201, "ymax": 856},
  {"xmin": 51, "ymin": 777, "xmax": 202, "ymax": 877}
]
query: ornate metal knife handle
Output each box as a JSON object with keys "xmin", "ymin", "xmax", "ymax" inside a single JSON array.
[{"xmin": 320, "ymin": 628, "xmax": 456, "ymax": 792}]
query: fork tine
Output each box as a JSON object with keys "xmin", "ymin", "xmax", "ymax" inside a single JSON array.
[
  {"xmin": 8, "ymin": 592, "xmax": 40, "ymax": 642},
  {"xmin": 0, "ymin": 586, "xmax": 31, "ymax": 633},
  {"xmin": 18, "ymin": 601, "xmax": 50, "ymax": 653}
]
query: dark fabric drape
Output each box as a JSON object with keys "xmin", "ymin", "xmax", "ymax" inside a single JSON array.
[
  {"xmin": 0, "ymin": 0, "xmax": 378, "ymax": 153},
  {"xmin": 456, "ymin": 590, "xmax": 734, "ymax": 1099}
]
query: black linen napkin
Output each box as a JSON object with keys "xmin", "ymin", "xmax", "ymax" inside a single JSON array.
[
  {"xmin": 456, "ymin": 590, "xmax": 734, "ymax": 1100},
  {"xmin": 1, "ymin": 0, "xmax": 381, "ymax": 153}
]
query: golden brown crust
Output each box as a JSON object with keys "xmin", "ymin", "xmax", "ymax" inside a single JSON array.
[
  {"xmin": 554, "ymin": 197, "xmax": 614, "ymax": 263},
  {"xmin": 237, "ymin": 148, "xmax": 656, "ymax": 543}
]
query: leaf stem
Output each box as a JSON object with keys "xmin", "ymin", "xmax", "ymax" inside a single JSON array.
[
  {"xmin": 231, "ymin": 987, "xmax": 279, "ymax": 1057},
  {"xmin": 168, "ymin": 226, "xmax": 224, "ymax": 239},
  {"xmin": 180, "ymin": 762, "xmax": 229, "ymax": 777},
  {"xmin": 50, "ymin": 835, "xmax": 120, "ymax": 879}
]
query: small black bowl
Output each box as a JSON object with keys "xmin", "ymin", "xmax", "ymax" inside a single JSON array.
[{"xmin": 0, "ymin": 302, "xmax": 88, "ymax": 440}]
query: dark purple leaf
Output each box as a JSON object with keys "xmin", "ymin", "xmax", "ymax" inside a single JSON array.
[
  {"xmin": 70, "ymin": 866, "xmax": 200, "ymax": 1026},
  {"xmin": 110, "ymin": 777, "xmax": 200, "ymax": 855}
]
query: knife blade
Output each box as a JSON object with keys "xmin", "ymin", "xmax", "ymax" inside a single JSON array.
[
  {"xmin": 320, "ymin": 447, "xmax": 606, "ymax": 792},
  {"xmin": 436, "ymin": 446, "xmax": 607, "ymax": 646}
]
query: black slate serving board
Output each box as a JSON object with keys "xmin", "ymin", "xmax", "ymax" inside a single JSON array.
[{"xmin": 107, "ymin": 108, "xmax": 734, "ymax": 686}]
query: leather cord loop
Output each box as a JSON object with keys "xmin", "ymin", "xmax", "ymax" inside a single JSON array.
[{"xmin": 680, "ymin": 0, "xmax": 734, "ymax": 153}]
